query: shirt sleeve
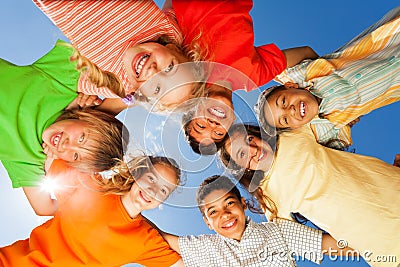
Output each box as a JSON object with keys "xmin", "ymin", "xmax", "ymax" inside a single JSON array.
[
  {"xmin": 274, "ymin": 218, "xmax": 323, "ymax": 264},
  {"xmin": 172, "ymin": 0, "xmax": 286, "ymax": 89},
  {"xmin": 310, "ymin": 119, "xmax": 352, "ymax": 149},
  {"xmin": 178, "ymin": 235, "xmax": 211, "ymax": 266},
  {"xmin": 2, "ymin": 160, "xmax": 44, "ymax": 188},
  {"xmin": 135, "ymin": 224, "xmax": 182, "ymax": 267}
]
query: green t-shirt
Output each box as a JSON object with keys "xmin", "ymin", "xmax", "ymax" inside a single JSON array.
[{"xmin": 0, "ymin": 40, "xmax": 79, "ymax": 187}]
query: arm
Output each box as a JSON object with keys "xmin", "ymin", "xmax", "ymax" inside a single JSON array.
[
  {"xmin": 95, "ymin": 98, "xmax": 129, "ymax": 116},
  {"xmin": 162, "ymin": 0, "xmax": 173, "ymax": 10},
  {"xmin": 322, "ymin": 234, "xmax": 358, "ymax": 256},
  {"xmin": 23, "ymin": 186, "xmax": 58, "ymax": 216},
  {"xmin": 282, "ymin": 46, "xmax": 319, "ymax": 68}
]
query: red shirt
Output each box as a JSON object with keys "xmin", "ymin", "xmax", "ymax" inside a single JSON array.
[{"xmin": 171, "ymin": 0, "xmax": 287, "ymax": 91}]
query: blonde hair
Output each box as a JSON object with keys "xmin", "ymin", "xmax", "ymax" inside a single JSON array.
[
  {"xmin": 71, "ymin": 50, "xmax": 126, "ymax": 98},
  {"xmin": 96, "ymin": 156, "xmax": 181, "ymax": 195},
  {"xmin": 55, "ymin": 108, "xmax": 129, "ymax": 172}
]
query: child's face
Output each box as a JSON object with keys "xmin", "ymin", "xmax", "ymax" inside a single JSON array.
[
  {"xmin": 202, "ymin": 189, "xmax": 247, "ymax": 241},
  {"xmin": 187, "ymin": 86, "xmax": 235, "ymax": 146},
  {"xmin": 224, "ymin": 131, "xmax": 274, "ymax": 172},
  {"xmin": 127, "ymin": 163, "xmax": 178, "ymax": 213},
  {"xmin": 42, "ymin": 120, "xmax": 99, "ymax": 163},
  {"xmin": 265, "ymin": 86, "xmax": 319, "ymax": 129},
  {"xmin": 124, "ymin": 43, "xmax": 195, "ymax": 107}
]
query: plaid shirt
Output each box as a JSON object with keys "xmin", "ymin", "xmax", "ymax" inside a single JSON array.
[
  {"xmin": 178, "ymin": 218, "xmax": 322, "ymax": 267},
  {"xmin": 275, "ymin": 7, "xmax": 400, "ymax": 148}
]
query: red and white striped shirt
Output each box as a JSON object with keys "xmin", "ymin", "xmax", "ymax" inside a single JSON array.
[{"xmin": 33, "ymin": 0, "xmax": 183, "ymax": 97}]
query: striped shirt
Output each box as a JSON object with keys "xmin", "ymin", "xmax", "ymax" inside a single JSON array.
[
  {"xmin": 275, "ymin": 7, "xmax": 400, "ymax": 148},
  {"xmin": 178, "ymin": 218, "xmax": 322, "ymax": 267},
  {"xmin": 33, "ymin": 0, "xmax": 182, "ymax": 98}
]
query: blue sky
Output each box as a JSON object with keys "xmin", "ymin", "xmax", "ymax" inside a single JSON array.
[{"xmin": 0, "ymin": 1, "xmax": 399, "ymax": 267}]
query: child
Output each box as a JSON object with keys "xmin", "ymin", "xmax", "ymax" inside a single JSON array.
[
  {"xmin": 161, "ymin": 175, "xmax": 354, "ymax": 266},
  {"xmin": 255, "ymin": 7, "xmax": 400, "ymax": 149},
  {"xmin": 0, "ymin": 40, "xmax": 128, "ymax": 216},
  {"xmin": 0, "ymin": 157, "xmax": 183, "ymax": 267},
  {"xmin": 33, "ymin": 0, "xmax": 206, "ymax": 113},
  {"xmin": 169, "ymin": 0, "xmax": 319, "ymax": 153},
  {"xmin": 219, "ymin": 123, "xmax": 400, "ymax": 265}
]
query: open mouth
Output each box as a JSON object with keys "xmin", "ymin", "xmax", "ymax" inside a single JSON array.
[
  {"xmin": 300, "ymin": 101, "xmax": 306, "ymax": 118},
  {"xmin": 134, "ymin": 54, "xmax": 150, "ymax": 78},
  {"xmin": 208, "ymin": 107, "xmax": 226, "ymax": 119},
  {"xmin": 139, "ymin": 191, "xmax": 151, "ymax": 203},
  {"xmin": 222, "ymin": 219, "xmax": 237, "ymax": 230},
  {"xmin": 50, "ymin": 132, "xmax": 62, "ymax": 148}
]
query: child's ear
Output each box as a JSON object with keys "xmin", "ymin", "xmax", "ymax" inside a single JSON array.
[
  {"xmin": 241, "ymin": 197, "xmax": 247, "ymax": 210},
  {"xmin": 284, "ymin": 82, "xmax": 299, "ymax": 89},
  {"xmin": 203, "ymin": 216, "xmax": 213, "ymax": 230}
]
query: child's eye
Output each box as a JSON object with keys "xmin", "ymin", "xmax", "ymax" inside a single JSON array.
[
  {"xmin": 284, "ymin": 117, "xmax": 288, "ymax": 125},
  {"xmin": 73, "ymin": 153, "xmax": 79, "ymax": 161},
  {"xmin": 214, "ymin": 131, "xmax": 224, "ymax": 136},
  {"xmin": 147, "ymin": 175, "xmax": 155, "ymax": 182},
  {"xmin": 196, "ymin": 123, "xmax": 205, "ymax": 129},
  {"xmin": 227, "ymin": 201, "xmax": 235, "ymax": 206},
  {"xmin": 154, "ymin": 85, "xmax": 161, "ymax": 95},
  {"xmin": 78, "ymin": 134, "xmax": 85, "ymax": 143},
  {"xmin": 209, "ymin": 210, "xmax": 216, "ymax": 216},
  {"xmin": 282, "ymin": 97, "xmax": 286, "ymax": 108},
  {"xmin": 164, "ymin": 62, "xmax": 174, "ymax": 73},
  {"xmin": 247, "ymin": 136, "xmax": 254, "ymax": 142},
  {"xmin": 161, "ymin": 188, "xmax": 167, "ymax": 195}
]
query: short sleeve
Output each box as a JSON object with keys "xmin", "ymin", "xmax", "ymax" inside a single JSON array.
[
  {"xmin": 172, "ymin": 0, "xmax": 286, "ymax": 89},
  {"xmin": 2, "ymin": 160, "xmax": 44, "ymax": 188},
  {"xmin": 135, "ymin": 224, "xmax": 181, "ymax": 267},
  {"xmin": 274, "ymin": 219, "xmax": 323, "ymax": 264},
  {"xmin": 310, "ymin": 119, "xmax": 352, "ymax": 149},
  {"xmin": 178, "ymin": 235, "xmax": 211, "ymax": 266}
]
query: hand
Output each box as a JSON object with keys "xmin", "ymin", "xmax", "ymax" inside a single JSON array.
[
  {"xmin": 76, "ymin": 92, "xmax": 103, "ymax": 108},
  {"xmin": 347, "ymin": 116, "xmax": 361, "ymax": 127},
  {"xmin": 394, "ymin": 154, "xmax": 400, "ymax": 168}
]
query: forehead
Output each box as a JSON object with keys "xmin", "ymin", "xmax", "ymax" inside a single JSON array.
[
  {"xmin": 149, "ymin": 163, "xmax": 178, "ymax": 186},
  {"xmin": 202, "ymin": 189, "xmax": 236, "ymax": 207}
]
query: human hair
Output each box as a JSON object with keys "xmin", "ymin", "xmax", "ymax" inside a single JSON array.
[
  {"xmin": 96, "ymin": 156, "xmax": 181, "ymax": 195},
  {"xmin": 55, "ymin": 108, "xmax": 129, "ymax": 172},
  {"xmin": 71, "ymin": 48, "xmax": 126, "ymax": 98},
  {"xmin": 196, "ymin": 175, "xmax": 263, "ymax": 217},
  {"xmin": 181, "ymin": 110, "xmax": 229, "ymax": 155},
  {"xmin": 218, "ymin": 124, "xmax": 278, "ymax": 218}
]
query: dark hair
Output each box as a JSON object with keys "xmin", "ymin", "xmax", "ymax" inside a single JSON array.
[
  {"xmin": 218, "ymin": 123, "xmax": 278, "ymax": 218},
  {"xmin": 182, "ymin": 111, "xmax": 228, "ymax": 155},
  {"xmin": 196, "ymin": 175, "xmax": 263, "ymax": 217},
  {"xmin": 55, "ymin": 108, "xmax": 129, "ymax": 172}
]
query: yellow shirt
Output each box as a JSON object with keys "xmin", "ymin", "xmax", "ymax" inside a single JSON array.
[{"xmin": 260, "ymin": 124, "xmax": 400, "ymax": 266}]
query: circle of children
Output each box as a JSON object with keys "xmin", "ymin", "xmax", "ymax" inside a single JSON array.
[{"xmin": 0, "ymin": 1, "xmax": 399, "ymax": 267}]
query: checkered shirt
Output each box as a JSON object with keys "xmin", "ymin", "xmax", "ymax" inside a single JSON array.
[{"xmin": 178, "ymin": 218, "xmax": 322, "ymax": 267}]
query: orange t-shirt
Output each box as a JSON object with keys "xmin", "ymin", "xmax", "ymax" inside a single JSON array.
[{"xmin": 0, "ymin": 160, "xmax": 180, "ymax": 267}]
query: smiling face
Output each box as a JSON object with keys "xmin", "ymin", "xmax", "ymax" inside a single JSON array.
[
  {"xmin": 202, "ymin": 189, "xmax": 247, "ymax": 241},
  {"xmin": 123, "ymin": 42, "xmax": 195, "ymax": 107},
  {"xmin": 187, "ymin": 86, "xmax": 235, "ymax": 146},
  {"xmin": 42, "ymin": 119, "xmax": 99, "ymax": 163},
  {"xmin": 123, "ymin": 163, "xmax": 178, "ymax": 217},
  {"xmin": 224, "ymin": 131, "xmax": 274, "ymax": 172},
  {"xmin": 265, "ymin": 85, "xmax": 319, "ymax": 129}
]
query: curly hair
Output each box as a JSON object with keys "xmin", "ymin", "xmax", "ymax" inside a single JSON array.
[{"xmin": 55, "ymin": 108, "xmax": 129, "ymax": 172}]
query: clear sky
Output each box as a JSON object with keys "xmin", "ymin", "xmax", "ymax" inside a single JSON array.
[{"xmin": 0, "ymin": 1, "xmax": 399, "ymax": 267}]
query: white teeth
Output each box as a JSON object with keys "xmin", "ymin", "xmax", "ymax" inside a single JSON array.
[
  {"xmin": 135, "ymin": 54, "xmax": 149, "ymax": 77},
  {"xmin": 258, "ymin": 150, "xmax": 264, "ymax": 161},
  {"xmin": 208, "ymin": 107, "xmax": 226, "ymax": 118},
  {"xmin": 300, "ymin": 102, "xmax": 305, "ymax": 117},
  {"xmin": 224, "ymin": 221, "xmax": 234, "ymax": 228}
]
